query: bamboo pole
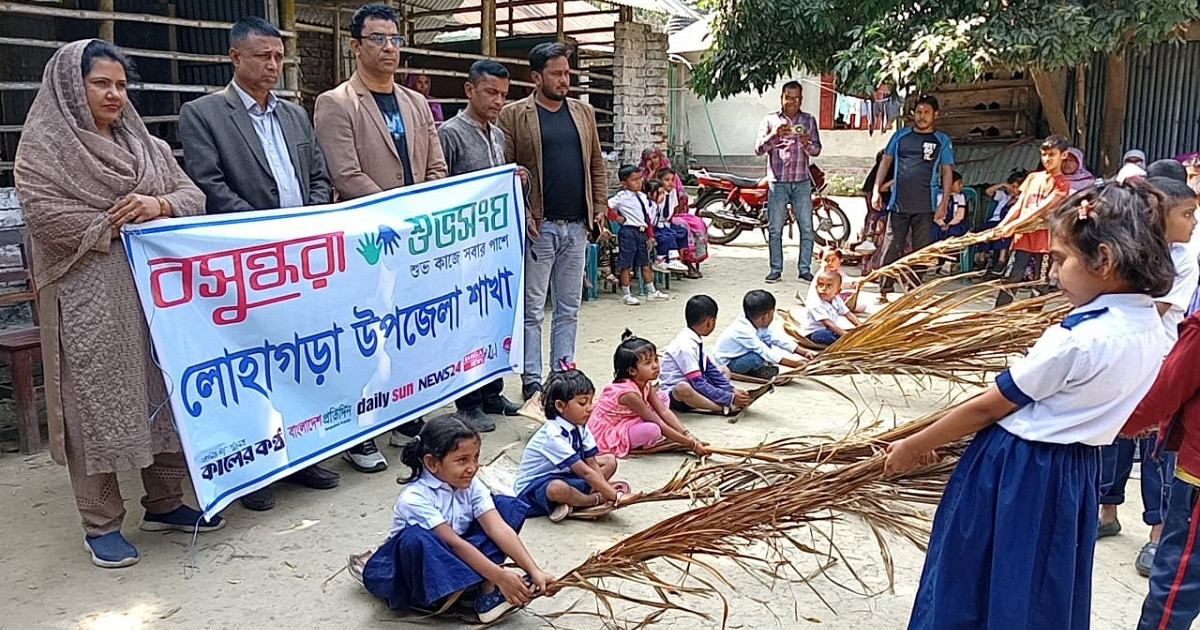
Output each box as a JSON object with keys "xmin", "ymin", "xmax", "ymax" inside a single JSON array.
[
  {"xmin": 98, "ymin": 0, "xmax": 114, "ymax": 42},
  {"xmin": 281, "ymin": 0, "xmax": 300, "ymax": 104},
  {"xmin": 556, "ymin": 0, "xmax": 565, "ymax": 41},
  {"xmin": 168, "ymin": 3, "xmax": 180, "ymax": 113},
  {"xmin": 0, "ymin": 36, "xmax": 297, "ymax": 65},
  {"xmin": 480, "ymin": 0, "xmax": 496, "ymax": 56},
  {"xmin": 0, "ymin": 2, "xmax": 294, "ymax": 36},
  {"xmin": 1074, "ymin": 63, "xmax": 1087, "ymax": 151}
]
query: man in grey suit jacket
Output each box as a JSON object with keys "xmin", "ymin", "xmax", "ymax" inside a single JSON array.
[{"xmin": 178, "ymin": 16, "xmax": 339, "ymax": 512}]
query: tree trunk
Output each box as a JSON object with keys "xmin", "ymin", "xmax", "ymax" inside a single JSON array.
[
  {"xmin": 1099, "ymin": 52, "xmax": 1128, "ymax": 176},
  {"xmin": 1031, "ymin": 69, "xmax": 1070, "ymax": 138}
]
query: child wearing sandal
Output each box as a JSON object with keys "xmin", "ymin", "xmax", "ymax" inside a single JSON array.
[
  {"xmin": 885, "ymin": 181, "xmax": 1174, "ymax": 630},
  {"xmin": 361, "ymin": 414, "xmax": 555, "ymax": 623},
  {"xmin": 660, "ymin": 295, "xmax": 751, "ymax": 415},
  {"xmin": 514, "ymin": 370, "xmax": 633, "ymax": 522},
  {"xmin": 589, "ymin": 331, "xmax": 709, "ymax": 458}
]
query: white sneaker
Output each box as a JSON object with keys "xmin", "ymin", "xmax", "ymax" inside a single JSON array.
[
  {"xmin": 667, "ymin": 260, "xmax": 689, "ymax": 272},
  {"xmin": 855, "ymin": 241, "xmax": 877, "ymax": 254},
  {"xmin": 651, "ymin": 260, "xmax": 669, "ymax": 273},
  {"xmin": 622, "ymin": 293, "xmax": 641, "ymax": 305},
  {"xmin": 343, "ymin": 440, "xmax": 388, "ymax": 473},
  {"xmin": 646, "ymin": 290, "xmax": 670, "ymax": 301}
]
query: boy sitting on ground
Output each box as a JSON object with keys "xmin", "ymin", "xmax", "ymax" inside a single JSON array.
[
  {"xmin": 799, "ymin": 270, "xmax": 862, "ymax": 346},
  {"xmin": 659, "ymin": 295, "xmax": 752, "ymax": 415},
  {"xmin": 714, "ymin": 289, "xmax": 809, "ymax": 380}
]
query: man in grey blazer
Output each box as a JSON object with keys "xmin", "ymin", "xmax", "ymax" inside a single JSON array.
[{"xmin": 178, "ymin": 16, "xmax": 339, "ymax": 511}]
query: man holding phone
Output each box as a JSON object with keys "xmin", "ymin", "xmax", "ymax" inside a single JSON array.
[{"xmin": 754, "ymin": 80, "xmax": 822, "ymax": 283}]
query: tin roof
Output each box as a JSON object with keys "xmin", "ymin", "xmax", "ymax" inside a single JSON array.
[{"xmin": 954, "ymin": 139, "xmax": 1042, "ymax": 187}]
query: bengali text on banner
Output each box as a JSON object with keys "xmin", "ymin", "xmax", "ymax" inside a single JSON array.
[{"xmin": 122, "ymin": 165, "xmax": 525, "ymax": 518}]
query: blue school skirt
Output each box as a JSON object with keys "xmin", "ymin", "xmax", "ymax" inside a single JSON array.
[
  {"xmin": 931, "ymin": 221, "xmax": 969, "ymax": 241},
  {"xmin": 363, "ymin": 495, "xmax": 529, "ymax": 611},
  {"xmin": 518, "ymin": 473, "xmax": 593, "ymax": 517},
  {"xmin": 908, "ymin": 424, "xmax": 1100, "ymax": 630}
]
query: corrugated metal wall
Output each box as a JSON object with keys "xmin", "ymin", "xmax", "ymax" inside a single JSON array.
[{"xmin": 1066, "ymin": 40, "xmax": 1200, "ymax": 169}]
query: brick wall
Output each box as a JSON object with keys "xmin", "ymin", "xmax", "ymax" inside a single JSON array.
[{"xmin": 612, "ymin": 22, "xmax": 669, "ymax": 167}]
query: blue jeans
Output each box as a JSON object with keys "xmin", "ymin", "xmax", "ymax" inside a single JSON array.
[
  {"xmin": 725, "ymin": 352, "xmax": 766, "ymax": 374},
  {"xmin": 1100, "ymin": 434, "xmax": 1175, "ymax": 526},
  {"xmin": 1139, "ymin": 477, "xmax": 1200, "ymax": 630},
  {"xmin": 807, "ymin": 329, "xmax": 840, "ymax": 345},
  {"xmin": 767, "ymin": 179, "xmax": 814, "ymax": 276},
  {"xmin": 523, "ymin": 220, "xmax": 586, "ymax": 386}
]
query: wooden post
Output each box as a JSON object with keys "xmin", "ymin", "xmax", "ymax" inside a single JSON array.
[
  {"xmin": 98, "ymin": 0, "xmax": 114, "ymax": 41},
  {"xmin": 1030, "ymin": 69, "xmax": 1070, "ymax": 137},
  {"xmin": 168, "ymin": 3, "xmax": 180, "ymax": 113},
  {"xmin": 480, "ymin": 0, "xmax": 496, "ymax": 56},
  {"xmin": 1100, "ymin": 52, "xmax": 1127, "ymax": 176},
  {"xmin": 618, "ymin": 5, "xmax": 633, "ymax": 22},
  {"xmin": 1074, "ymin": 63, "xmax": 1086, "ymax": 152},
  {"xmin": 332, "ymin": 7, "xmax": 342, "ymax": 84},
  {"xmin": 280, "ymin": 0, "xmax": 300, "ymax": 103},
  {"xmin": 12, "ymin": 349, "xmax": 40, "ymax": 454},
  {"xmin": 556, "ymin": 0, "xmax": 565, "ymax": 42}
]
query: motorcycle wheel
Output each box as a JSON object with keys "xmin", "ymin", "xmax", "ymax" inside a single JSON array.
[
  {"xmin": 696, "ymin": 195, "xmax": 745, "ymax": 245},
  {"xmin": 813, "ymin": 197, "xmax": 851, "ymax": 247}
]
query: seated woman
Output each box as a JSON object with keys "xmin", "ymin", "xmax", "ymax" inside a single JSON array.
[{"xmin": 14, "ymin": 39, "xmax": 214, "ymax": 569}]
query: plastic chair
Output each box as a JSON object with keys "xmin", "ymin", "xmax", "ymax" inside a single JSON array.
[
  {"xmin": 958, "ymin": 188, "xmax": 982, "ymax": 281},
  {"xmin": 584, "ymin": 242, "xmax": 599, "ymax": 301}
]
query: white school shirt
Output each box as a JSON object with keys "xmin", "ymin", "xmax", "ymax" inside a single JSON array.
[
  {"xmin": 995, "ymin": 293, "xmax": 1168, "ymax": 446},
  {"xmin": 391, "ymin": 469, "xmax": 495, "ymax": 537},
  {"xmin": 935, "ymin": 192, "xmax": 967, "ymax": 223},
  {"xmin": 1160, "ymin": 243, "xmax": 1200, "ymax": 342},
  {"xmin": 513, "ymin": 416, "xmax": 599, "ymax": 496},
  {"xmin": 659, "ymin": 327, "xmax": 705, "ymax": 393},
  {"xmin": 713, "ymin": 315, "xmax": 799, "ymax": 365},
  {"xmin": 988, "ymin": 189, "xmax": 1012, "ymax": 222},
  {"xmin": 608, "ymin": 189, "xmax": 652, "ymax": 228},
  {"xmin": 799, "ymin": 295, "xmax": 850, "ymax": 337}
]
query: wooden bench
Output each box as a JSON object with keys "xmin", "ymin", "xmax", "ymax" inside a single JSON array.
[{"xmin": 0, "ymin": 225, "xmax": 42, "ymax": 455}]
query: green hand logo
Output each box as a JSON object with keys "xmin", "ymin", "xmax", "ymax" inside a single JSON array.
[{"xmin": 356, "ymin": 233, "xmax": 382, "ymax": 265}]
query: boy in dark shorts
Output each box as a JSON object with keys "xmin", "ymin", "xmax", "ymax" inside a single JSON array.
[{"xmin": 660, "ymin": 295, "xmax": 752, "ymax": 414}]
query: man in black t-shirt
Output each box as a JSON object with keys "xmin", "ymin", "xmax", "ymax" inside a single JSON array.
[
  {"xmin": 498, "ymin": 43, "xmax": 609, "ymax": 401},
  {"xmin": 870, "ymin": 95, "xmax": 955, "ymax": 302}
]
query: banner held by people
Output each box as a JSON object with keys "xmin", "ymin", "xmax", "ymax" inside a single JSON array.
[{"xmin": 122, "ymin": 165, "xmax": 525, "ymax": 518}]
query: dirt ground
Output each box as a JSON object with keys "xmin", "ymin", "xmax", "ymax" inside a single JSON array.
[{"xmin": 0, "ymin": 198, "xmax": 1152, "ymax": 629}]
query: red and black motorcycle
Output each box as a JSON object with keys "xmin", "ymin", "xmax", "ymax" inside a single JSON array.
[{"xmin": 692, "ymin": 165, "xmax": 851, "ymax": 246}]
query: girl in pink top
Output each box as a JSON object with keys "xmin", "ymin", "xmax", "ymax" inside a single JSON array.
[{"xmin": 589, "ymin": 331, "xmax": 709, "ymax": 458}]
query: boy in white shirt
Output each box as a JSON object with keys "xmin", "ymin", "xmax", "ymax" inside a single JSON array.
[
  {"xmin": 799, "ymin": 270, "xmax": 862, "ymax": 345},
  {"xmin": 608, "ymin": 165, "xmax": 668, "ymax": 306},
  {"xmin": 714, "ymin": 289, "xmax": 809, "ymax": 380},
  {"xmin": 660, "ymin": 295, "xmax": 751, "ymax": 415}
]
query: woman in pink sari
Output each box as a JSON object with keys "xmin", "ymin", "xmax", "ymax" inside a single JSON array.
[
  {"xmin": 404, "ymin": 71, "xmax": 444, "ymax": 124},
  {"xmin": 640, "ymin": 147, "xmax": 708, "ymax": 275}
]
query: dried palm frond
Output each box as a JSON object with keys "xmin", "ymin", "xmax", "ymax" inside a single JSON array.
[
  {"xmin": 540, "ymin": 448, "xmax": 957, "ymax": 628},
  {"xmin": 778, "ymin": 275, "xmax": 1069, "ymax": 386},
  {"xmin": 856, "ymin": 209, "xmax": 1047, "ymax": 291}
]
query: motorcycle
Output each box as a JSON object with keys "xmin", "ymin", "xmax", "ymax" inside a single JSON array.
[{"xmin": 691, "ymin": 165, "xmax": 851, "ymax": 247}]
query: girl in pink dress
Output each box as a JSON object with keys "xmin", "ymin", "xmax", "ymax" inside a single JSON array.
[{"xmin": 589, "ymin": 331, "xmax": 709, "ymax": 458}]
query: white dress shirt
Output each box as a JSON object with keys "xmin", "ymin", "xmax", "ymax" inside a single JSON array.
[{"xmin": 231, "ymin": 81, "xmax": 304, "ymax": 209}]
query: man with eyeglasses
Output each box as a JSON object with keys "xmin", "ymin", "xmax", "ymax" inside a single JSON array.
[{"xmin": 314, "ymin": 2, "xmax": 447, "ymax": 474}]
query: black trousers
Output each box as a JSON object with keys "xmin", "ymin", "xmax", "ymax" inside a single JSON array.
[
  {"xmin": 994, "ymin": 250, "xmax": 1051, "ymax": 307},
  {"xmin": 454, "ymin": 378, "xmax": 505, "ymax": 411},
  {"xmin": 879, "ymin": 211, "xmax": 935, "ymax": 292}
]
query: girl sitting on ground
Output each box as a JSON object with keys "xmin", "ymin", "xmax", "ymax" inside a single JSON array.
[
  {"xmin": 514, "ymin": 369, "xmax": 634, "ymax": 523},
  {"xmin": 359, "ymin": 414, "xmax": 555, "ymax": 623},
  {"xmin": 885, "ymin": 180, "xmax": 1175, "ymax": 630},
  {"xmin": 589, "ymin": 331, "xmax": 710, "ymax": 458}
]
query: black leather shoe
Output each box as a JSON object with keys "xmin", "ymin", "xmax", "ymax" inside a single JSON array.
[
  {"xmin": 744, "ymin": 364, "xmax": 780, "ymax": 380},
  {"xmin": 799, "ymin": 271, "xmax": 814, "ymax": 282},
  {"xmin": 240, "ymin": 487, "xmax": 276, "ymax": 511},
  {"xmin": 482, "ymin": 395, "xmax": 522, "ymax": 416},
  {"xmin": 285, "ymin": 465, "xmax": 340, "ymax": 490},
  {"xmin": 522, "ymin": 381, "xmax": 542, "ymax": 401},
  {"xmin": 461, "ymin": 406, "xmax": 496, "ymax": 432}
]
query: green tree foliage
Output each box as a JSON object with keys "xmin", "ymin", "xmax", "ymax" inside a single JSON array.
[{"xmin": 689, "ymin": 1, "xmax": 1200, "ymax": 99}]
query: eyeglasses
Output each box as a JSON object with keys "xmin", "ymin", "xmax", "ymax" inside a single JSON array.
[{"xmin": 359, "ymin": 33, "xmax": 405, "ymax": 47}]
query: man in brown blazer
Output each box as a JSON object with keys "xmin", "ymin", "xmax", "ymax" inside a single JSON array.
[
  {"xmin": 315, "ymin": 3, "xmax": 446, "ymax": 201},
  {"xmin": 498, "ymin": 42, "xmax": 608, "ymax": 401},
  {"xmin": 313, "ymin": 3, "xmax": 446, "ymax": 474}
]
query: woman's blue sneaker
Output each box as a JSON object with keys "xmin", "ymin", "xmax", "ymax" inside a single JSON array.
[
  {"xmin": 140, "ymin": 505, "xmax": 225, "ymax": 533},
  {"xmin": 84, "ymin": 531, "xmax": 139, "ymax": 568},
  {"xmin": 475, "ymin": 586, "xmax": 516, "ymax": 623}
]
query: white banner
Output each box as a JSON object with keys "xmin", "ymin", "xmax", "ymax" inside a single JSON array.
[{"xmin": 122, "ymin": 166, "xmax": 525, "ymax": 518}]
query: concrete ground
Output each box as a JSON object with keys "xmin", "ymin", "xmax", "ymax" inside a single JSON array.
[{"xmin": 0, "ymin": 198, "xmax": 1153, "ymax": 629}]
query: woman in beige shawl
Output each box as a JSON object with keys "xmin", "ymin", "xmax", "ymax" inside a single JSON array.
[{"xmin": 14, "ymin": 40, "xmax": 224, "ymax": 568}]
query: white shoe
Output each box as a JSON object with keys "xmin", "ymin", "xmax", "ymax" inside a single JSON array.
[
  {"xmin": 622, "ymin": 293, "xmax": 641, "ymax": 305},
  {"xmin": 855, "ymin": 241, "xmax": 877, "ymax": 254},
  {"xmin": 342, "ymin": 440, "xmax": 388, "ymax": 473},
  {"xmin": 651, "ymin": 261, "xmax": 669, "ymax": 273},
  {"xmin": 646, "ymin": 290, "xmax": 670, "ymax": 301},
  {"xmin": 667, "ymin": 260, "xmax": 689, "ymax": 272}
]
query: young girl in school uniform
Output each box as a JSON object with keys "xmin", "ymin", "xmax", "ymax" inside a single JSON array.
[
  {"xmin": 360, "ymin": 414, "xmax": 555, "ymax": 623},
  {"xmin": 885, "ymin": 181, "xmax": 1176, "ymax": 630},
  {"xmin": 589, "ymin": 331, "xmax": 710, "ymax": 458}
]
